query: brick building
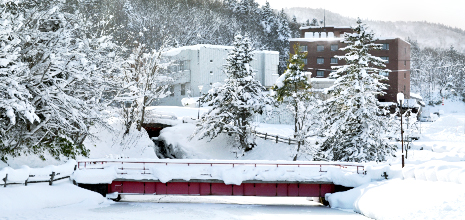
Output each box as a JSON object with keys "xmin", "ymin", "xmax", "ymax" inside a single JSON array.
[{"xmin": 290, "ymin": 26, "xmax": 411, "ymax": 103}]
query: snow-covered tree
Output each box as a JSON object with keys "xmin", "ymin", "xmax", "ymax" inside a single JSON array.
[
  {"xmin": 1, "ymin": 0, "xmax": 121, "ymax": 161},
  {"xmin": 193, "ymin": 34, "xmax": 273, "ymax": 152},
  {"xmin": 272, "ymin": 44, "xmax": 316, "ymax": 160},
  {"xmin": 316, "ymin": 19, "xmax": 396, "ymax": 162},
  {"xmin": 0, "ymin": 1, "xmax": 40, "ymax": 158},
  {"xmin": 115, "ymin": 43, "xmax": 173, "ymax": 133}
]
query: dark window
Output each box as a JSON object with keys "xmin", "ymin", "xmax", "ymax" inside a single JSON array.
[
  {"xmin": 331, "ymin": 44, "xmax": 338, "ymax": 51},
  {"xmin": 404, "ymin": 72, "xmax": 406, "ymax": 79},
  {"xmin": 317, "ymin": 57, "xmax": 324, "ymax": 64},
  {"xmin": 404, "ymin": 85, "xmax": 406, "ymax": 93},
  {"xmin": 381, "ymin": 56, "xmax": 389, "ymax": 64},
  {"xmin": 210, "ymin": 60, "xmax": 213, "ymax": 62},
  {"xmin": 300, "ymin": 45, "xmax": 308, "ymax": 52},
  {"xmin": 382, "ymin": 43, "xmax": 389, "ymax": 50},
  {"xmin": 303, "ymin": 58, "xmax": 307, "ymax": 65},
  {"xmin": 170, "ymin": 86, "xmax": 174, "ymax": 96},
  {"xmin": 330, "ymin": 57, "xmax": 338, "ymax": 64},
  {"xmin": 404, "ymin": 60, "xmax": 407, "ymax": 66},
  {"xmin": 181, "ymin": 84, "xmax": 186, "ymax": 96},
  {"xmin": 316, "ymin": 70, "xmax": 324, "ymax": 77},
  {"xmin": 317, "ymin": 45, "xmax": 324, "ymax": 52}
]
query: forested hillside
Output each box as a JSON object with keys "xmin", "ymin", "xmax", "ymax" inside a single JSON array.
[
  {"xmin": 286, "ymin": 7, "xmax": 465, "ymax": 53},
  {"xmin": 86, "ymin": 0, "xmax": 300, "ymax": 73}
]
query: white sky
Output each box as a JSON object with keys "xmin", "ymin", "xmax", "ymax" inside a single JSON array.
[{"xmin": 256, "ymin": 0, "xmax": 465, "ymax": 30}]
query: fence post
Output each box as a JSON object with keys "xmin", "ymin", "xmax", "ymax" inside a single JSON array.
[
  {"xmin": 276, "ymin": 135, "xmax": 278, "ymax": 143},
  {"xmin": 49, "ymin": 172, "xmax": 55, "ymax": 186},
  {"xmin": 288, "ymin": 137, "xmax": 290, "ymax": 145},
  {"xmin": 265, "ymin": 133, "xmax": 267, "ymax": 140},
  {"xmin": 2, "ymin": 174, "xmax": 7, "ymax": 187}
]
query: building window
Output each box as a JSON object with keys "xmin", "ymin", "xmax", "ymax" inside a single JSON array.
[
  {"xmin": 317, "ymin": 45, "xmax": 324, "ymax": 52},
  {"xmin": 404, "ymin": 85, "xmax": 406, "ymax": 93},
  {"xmin": 181, "ymin": 84, "xmax": 186, "ymax": 96},
  {"xmin": 330, "ymin": 57, "xmax": 338, "ymax": 64},
  {"xmin": 316, "ymin": 70, "xmax": 324, "ymax": 77},
  {"xmin": 405, "ymin": 48, "xmax": 407, "ymax": 54},
  {"xmin": 381, "ymin": 56, "xmax": 389, "ymax": 64},
  {"xmin": 170, "ymin": 86, "xmax": 174, "ymax": 96},
  {"xmin": 379, "ymin": 70, "xmax": 389, "ymax": 77},
  {"xmin": 404, "ymin": 72, "xmax": 406, "ymax": 79},
  {"xmin": 300, "ymin": 45, "xmax": 308, "ymax": 52},
  {"xmin": 404, "ymin": 60, "xmax": 407, "ymax": 66},
  {"xmin": 317, "ymin": 57, "xmax": 324, "ymax": 64},
  {"xmin": 179, "ymin": 60, "xmax": 189, "ymax": 71},
  {"xmin": 382, "ymin": 43, "xmax": 389, "ymax": 50},
  {"xmin": 331, "ymin": 44, "xmax": 338, "ymax": 51},
  {"xmin": 303, "ymin": 58, "xmax": 307, "ymax": 65}
]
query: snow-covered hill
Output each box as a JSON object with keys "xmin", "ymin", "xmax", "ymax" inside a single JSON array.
[{"xmin": 285, "ymin": 7, "xmax": 465, "ymax": 52}]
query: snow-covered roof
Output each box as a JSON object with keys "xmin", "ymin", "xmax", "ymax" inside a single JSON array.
[
  {"xmin": 403, "ymin": 99, "xmax": 420, "ymax": 108},
  {"xmin": 410, "ymin": 92, "xmax": 423, "ymax": 101},
  {"xmin": 163, "ymin": 44, "xmax": 279, "ymax": 57},
  {"xmin": 299, "ymin": 25, "xmax": 352, "ymax": 30},
  {"xmin": 289, "ymin": 38, "xmax": 343, "ymax": 42},
  {"xmin": 310, "ymin": 78, "xmax": 336, "ymax": 82},
  {"xmin": 163, "ymin": 44, "xmax": 233, "ymax": 56}
]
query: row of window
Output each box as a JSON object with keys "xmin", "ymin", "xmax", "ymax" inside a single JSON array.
[
  {"xmin": 314, "ymin": 70, "xmax": 407, "ymax": 78},
  {"xmin": 303, "ymin": 57, "xmax": 390, "ymax": 65},
  {"xmin": 300, "ymin": 43, "xmax": 389, "ymax": 52}
]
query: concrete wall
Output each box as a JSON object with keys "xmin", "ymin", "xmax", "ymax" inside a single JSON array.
[{"xmin": 158, "ymin": 45, "xmax": 279, "ymax": 106}]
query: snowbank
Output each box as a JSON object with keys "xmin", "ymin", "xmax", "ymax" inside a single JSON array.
[
  {"xmin": 0, "ymin": 108, "xmax": 157, "ymax": 169},
  {"xmin": 0, "ymin": 181, "xmax": 107, "ymax": 212},
  {"xmin": 0, "ymin": 160, "xmax": 76, "ymax": 184},
  {"xmin": 328, "ymin": 179, "xmax": 465, "ymax": 220}
]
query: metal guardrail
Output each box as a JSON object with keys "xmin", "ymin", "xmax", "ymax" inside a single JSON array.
[{"xmin": 77, "ymin": 160, "xmax": 365, "ymax": 175}]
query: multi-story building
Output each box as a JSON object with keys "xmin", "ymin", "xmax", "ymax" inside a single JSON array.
[
  {"xmin": 290, "ymin": 26, "xmax": 411, "ymax": 103},
  {"xmin": 159, "ymin": 44, "xmax": 279, "ymax": 106}
]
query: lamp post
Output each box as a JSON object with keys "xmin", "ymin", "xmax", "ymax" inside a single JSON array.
[
  {"xmin": 397, "ymin": 92, "xmax": 405, "ymax": 168},
  {"xmin": 197, "ymin": 85, "xmax": 203, "ymax": 119}
]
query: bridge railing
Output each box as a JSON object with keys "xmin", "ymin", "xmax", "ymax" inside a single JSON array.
[{"xmin": 77, "ymin": 160, "xmax": 365, "ymax": 176}]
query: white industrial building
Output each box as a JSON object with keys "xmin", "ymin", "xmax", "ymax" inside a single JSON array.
[{"xmin": 159, "ymin": 44, "xmax": 279, "ymax": 106}]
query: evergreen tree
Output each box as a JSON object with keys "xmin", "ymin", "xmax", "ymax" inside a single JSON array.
[
  {"xmin": 316, "ymin": 19, "xmax": 396, "ymax": 162},
  {"xmin": 192, "ymin": 34, "xmax": 273, "ymax": 152},
  {"xmin": 272, "ymin": 44, "xmax": 314, "ymax": 160}
]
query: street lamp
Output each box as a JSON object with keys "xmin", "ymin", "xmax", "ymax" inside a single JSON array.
[
  {"xmin": 397, "ymin": 92, "xmax": 405, "ymax": 168},
  {"xmin": 198, "ymin": 85, "xmax": 203, "ymax": 119}
]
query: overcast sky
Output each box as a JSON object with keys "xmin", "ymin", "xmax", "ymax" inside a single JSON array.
[{"xmin": 255, "ymin": 0, "xmax": 465, "ymax": 30}]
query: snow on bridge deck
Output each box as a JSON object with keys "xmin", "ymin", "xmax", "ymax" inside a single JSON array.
[
  {"xmin": 74, "ymin": 159, "xmax": 365, "ymax": 184},
  {"xmin": 73, "ymin": 159, "xmax": 367, "ymax": 197}
]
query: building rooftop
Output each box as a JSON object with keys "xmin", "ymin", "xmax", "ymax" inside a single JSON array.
[{"xmin": 163, "ymin": 44, "xmax": 279, "ymax": 57}]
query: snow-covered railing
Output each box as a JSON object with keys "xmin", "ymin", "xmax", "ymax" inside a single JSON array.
[
  {"xmin": 74, "ymin": 159, "xmax": 368, "ymax": 187},
  {"xmin": 0, "ymin": 160, "xmax": 76, "ymax": 187}
]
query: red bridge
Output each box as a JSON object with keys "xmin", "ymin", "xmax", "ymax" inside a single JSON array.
[{"xmin": 75, "ymin": 159, "xmax": 364, "ymax": 200}]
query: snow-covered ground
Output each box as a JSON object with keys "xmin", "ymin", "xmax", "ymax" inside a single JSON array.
[
  {"xmin": 0, "ymin": 180, "xmax": 370, "ymax": 220},
  {"xmin": 2, "ymin": 100, "xmax": 465, "ymax": 219}
]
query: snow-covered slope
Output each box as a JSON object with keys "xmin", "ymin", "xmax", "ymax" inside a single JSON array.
[{"xmin": 285, "ymin": 7, "xmax": 465, "ymax": 53}]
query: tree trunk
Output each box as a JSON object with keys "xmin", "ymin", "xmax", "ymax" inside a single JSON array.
[{"xmin": 138, "ymin": 96, "xmax": 148, "ymax": 131}]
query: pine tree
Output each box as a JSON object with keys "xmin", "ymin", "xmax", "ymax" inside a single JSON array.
[
  {"xmin": 316, "ymin": 19, "xmax": 396, "ymax": 162},
  {"xmin": 192, "ymin": 34, "xmax": 273, "ymax": 152},
  {"xmin": 272, "ymin": 44, "xmax": 314, "ymax": 160}
]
